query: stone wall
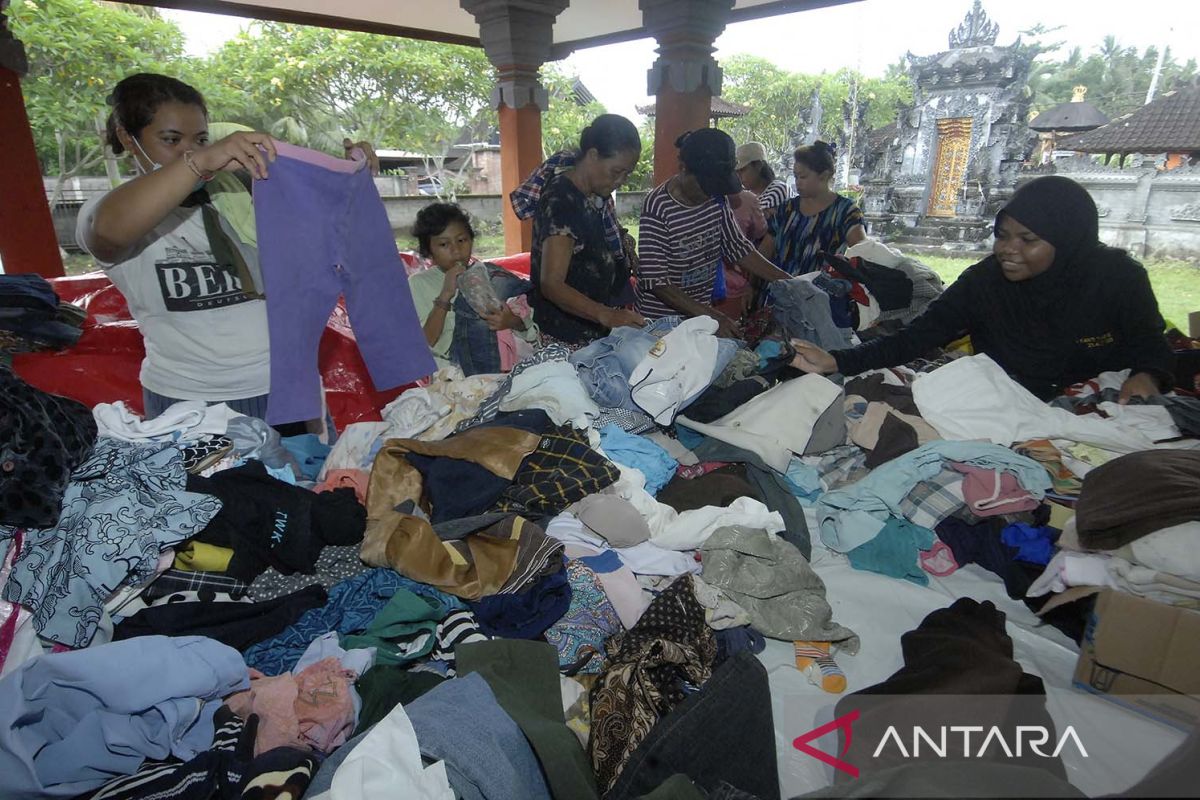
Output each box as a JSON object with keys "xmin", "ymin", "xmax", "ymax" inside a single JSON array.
[
  {"xmin": 1024, "ymin": 158, "xmax": 1200, "ymax": 260},
  {"xmin": 47, "ymin": 175, "xmax": 649, "ymax": 251}
]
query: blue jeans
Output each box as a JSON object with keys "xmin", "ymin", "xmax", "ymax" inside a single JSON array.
[
  {"xmin": 450, "ymin": 267, "xmax": 532, "ymax": 376},
  {"xmin": 771, "ymin": 277, "xmax": 853, "ymax": 351},
  {"xmin": 569, "ymin": 316, "xmax": 681, "ymax": 410}
]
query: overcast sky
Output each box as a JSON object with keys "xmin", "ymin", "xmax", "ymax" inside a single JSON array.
[{"xmin": 165, "ymin": 0, "xmax": 1199, "ymax": 123}]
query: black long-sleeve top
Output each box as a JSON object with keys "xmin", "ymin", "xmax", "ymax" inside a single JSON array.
[{"xmin": 833, "ymin": 247, "xmax": 1175, "ymax": 400}]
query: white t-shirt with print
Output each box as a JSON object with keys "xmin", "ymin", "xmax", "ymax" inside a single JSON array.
[{"xmin": 76, "ymin": 194, "xmax": 270, "ymax": 400}]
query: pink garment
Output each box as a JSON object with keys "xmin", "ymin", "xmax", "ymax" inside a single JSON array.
[
  {"xmin": 675, "ymin": 461, "xmax": 731, "ymax": 480},
  {"xmin": 0, "ymin": 531, "xmax": 29, "ymax": 675},
  {"xmin": 497, "ymin": 296, "xmax": 535, "ymax": 371},
  {"xmin": 226, "ymin": 657, "xmax": 357, "ymax": 755},
  {"xmin": 950, "ymin": 462, "xmax": 1040, "ymax": 516},
  {"xmin": 271, "ymin": 138, "xmax": 366, "ymax": 173},
  {"xmin": 919, "ymin": 540, "xmax": 959, "ymax": 577},
  {"xmin": 316, "ymin": 469, "xmax": 369, "ymax": 504},
  {"xmin": 728, "ymin": 190, "xmax": 767, "ymax": 242}
]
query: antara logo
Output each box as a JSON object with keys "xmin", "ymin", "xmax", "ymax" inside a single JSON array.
[
  {"xmin": 871, "ymin": 724, "xmax": 1089, "ymax": 759},
  {"xmin": 793, "ymin": 711, "xmax": 1088, "ymax": 779}
]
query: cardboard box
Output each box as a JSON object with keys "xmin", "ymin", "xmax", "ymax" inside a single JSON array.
[{"xmin": 1073, "ymin": 589, "xmax": 1200, "ymax": 731}]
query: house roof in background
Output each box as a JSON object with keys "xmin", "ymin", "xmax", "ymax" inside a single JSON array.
[
  {"xmin": 1029, "ymin": 99, "xmax": 1110, "ymax": 132},
  {"xmin": 636, "ymin": 95, "xmax": 751, "ymax": 119},
  {"xmin": 1059, "ymin": 86, "xmax": 1200, "ymax": 153}
]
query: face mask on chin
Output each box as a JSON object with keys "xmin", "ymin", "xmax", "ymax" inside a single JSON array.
[{"xmin": 131, "ymin": 135, "xmax": 207, "ymax": 192}]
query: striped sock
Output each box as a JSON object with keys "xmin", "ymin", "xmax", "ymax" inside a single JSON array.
[{"xmin": 794, "ymin": 640, "xmax": 847, "ymax": 694}]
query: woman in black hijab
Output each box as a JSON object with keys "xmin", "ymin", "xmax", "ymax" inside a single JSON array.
[{"xmin": 791, "ymin": 176, "xmax": 1173, "ymax": 401}]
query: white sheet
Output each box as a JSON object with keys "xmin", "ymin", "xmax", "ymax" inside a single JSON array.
[{"xmin": 763, "ymin": 510, "xmax": 1186, "ymax": 798}]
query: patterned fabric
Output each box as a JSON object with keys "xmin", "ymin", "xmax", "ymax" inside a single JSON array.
[
  {"xmin": 83, "ymin": 705, "xmax": 247, "ymax": 800},
  {"xmin": 243, "ymin": 568, "xmax": 466, "ymax": 676},
  {"xmin": 813, "ymin": 444, "xmax": 871, "ymax": 491},
  {"xmin": 1014, "ymin": 439, "xmax": 1083, "ymax": 496},
  {"xmin": 588, "ymin": 574, "xmax": 717, "ymax": 794},
  {"xmin": 593, "ymin": 406, "xmax": 658, "ymax": 435},
  {"xmin": 898, "ymin": 468, "xmax": 967, "ymax": 530},
  {"xmin": 545, "ymin": 558, "xmax": 624, "ymax": 674},
  {"xmin": 180, "ymin": 434, "xmax": 234, "ymax": 474},
  {"xmin": 510, "ymin": 150, "xmax": 623, "ymax": 259},
  {"xmin": 757, "ymin": 179, "xmax": 793, "ymax": 211},
  {"xmin": 145, "ymin": 568, "xmax": 249, "ymax": 601},
  {"xmin": 247, "ymin": 544, "xmax": 371, "ymax": 603},
  {"xmin": 429, "ymin": 609, "xmax": 489, "ymax": 676},
  {"xmin": 84, "ymin": 706, "xmax": 319, "ymax": 800},
  {"xmin": 455, "ymin": 344, "xmax": 572, "ymax": 433},
  {"xmin": 0, "ymin": 439, "xmax": 222, "ymax": 647},
  {"xmin": 528, "ymin": 169, "xmax": 631, "ymax": 344},
  {"xmin": 496, "ymin": 517, "xmax": 567, "ymax": 594},
  {"xmin": 766, "ymin": 194, "xmax": 864, "ymax": 276},
  {"xmin": 0, "ymin": 365, "xmax": 97, "ymax": 530},
  {"xmin": 492, "ymin": 424, "xmax": 621, "ymax": 516}
]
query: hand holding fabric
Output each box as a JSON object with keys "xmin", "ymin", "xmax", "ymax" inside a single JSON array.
[
  {"xmin": 1118, "ymin": 371, "xmax": 1161, "ymax": 404},
  {"xmin": 195, "ymin": 131, "xmax": 277, "ymax": 180},
  {"xmin": 708, "ymin": 309, "xmax": 742, "ymax": 339},
  {"xmin": 343, "ymin": 138, "xmax": 381, "ymax": 176},
  {"xmin": 790, "ymin": 339, "xmax": 838, "ymax": 374},
  {"xmin": 482, "ymin": 305, "xmax": 524, "ymax": 331}
]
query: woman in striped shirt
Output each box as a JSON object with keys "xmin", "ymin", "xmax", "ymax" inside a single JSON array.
[{"xmin": 635, "ymin": 128, "xmax": 791, "ymax": 337}]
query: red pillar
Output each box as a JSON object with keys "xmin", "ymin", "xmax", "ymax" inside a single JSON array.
[
  {"xmin": 497, "ymin": 98, "xmax": 542, "ymax": 255},
  {"xmin": 641, "ymin": 0, "xmax": 733, "ymax": 187},
  {"xmin": 0, "ymin": 66, "xmax": 63, "ymax": 277},
  {"xmin": 461, "ymin": 0, "xmax": 566, "ymax": 256},
  {"xmin": 652, "ymin": 83, "xmax": 715, "ymax": 186}
]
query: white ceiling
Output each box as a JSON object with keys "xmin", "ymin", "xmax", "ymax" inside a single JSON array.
[{"xmin": 141, "ymin": 0, "xmax": 859, "ymax": 56}]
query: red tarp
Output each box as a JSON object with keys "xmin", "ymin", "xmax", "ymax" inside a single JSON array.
[{"xmin": 13, "ymin": 251, "xmax": 533, "ymax": 431}]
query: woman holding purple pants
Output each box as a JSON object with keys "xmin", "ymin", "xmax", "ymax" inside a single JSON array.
[{"xmin": 77, "ymin": 73, "xmax": 379, "ymax": 427}]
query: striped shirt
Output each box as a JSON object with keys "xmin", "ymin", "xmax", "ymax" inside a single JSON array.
[
  {"xmin": 635, "ymin": 181, "xmax": 754, "ymax": 319},
  {"xmin": 758, "ymin": 179, "xmax": 794, "ymax": 211}
]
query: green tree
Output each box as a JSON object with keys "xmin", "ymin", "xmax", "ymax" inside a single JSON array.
[
  {"xmin": 540, "ymin": 64, "xmax": 607, "ymax": 157},
  {"xmin": 1025, "ymin": 32, "xmax": 1198, "ymax": 119},
  {"xmin": 719, "ymin": 54, "xmax": 805, "ymax": 167},
  {"xmin": 197, "ymin": 23, "xmax": 496, "ymax": 163},
  {"xmin": 720, "ymin": 55, "xmax": 911, "ymax": 172},
  {"xmin": 8, "ymin": 0, "xmax": 186, "ymax": 200}
]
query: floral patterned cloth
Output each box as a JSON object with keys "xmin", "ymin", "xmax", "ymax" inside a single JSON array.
[
  {"xmin": 544, "ymin": 558, "xmax": 624, "ymax": 674},
  {"xmin": 0, "ymin": 438, "xmax": 222, "ymax": 648},
  {"xmin": 588, "ymin": 574, "xmax": 717, "ymax": 794}
]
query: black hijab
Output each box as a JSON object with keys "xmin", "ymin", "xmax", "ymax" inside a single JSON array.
[{"xmin": 995, "ymin": 175, "xmax": 1100, "ymax": 272}]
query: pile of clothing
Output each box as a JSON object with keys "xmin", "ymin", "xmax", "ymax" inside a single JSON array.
[
  {"xmin": 2, "ymin": 258, "xmax": 1199, "ymax": 799},
  {"xmin": 0, "ymin": 274, "xmax": 86, "ymax": 354}
]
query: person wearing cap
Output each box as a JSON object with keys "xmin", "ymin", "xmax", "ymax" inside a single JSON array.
[
  {"xmin": 635, "ymin": 128, "xmax": 792, "ymax": 337},
  {"xmin": 735, "ymin": 141, "xmax": 794, "ymax": 211},
  {"xmin": 759, "ymin": 141, "xmax": 865, "ymax": 277},
  {"xmin": 789, "ymin": 176, "xmax": 1174, "ymax": 402}
]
